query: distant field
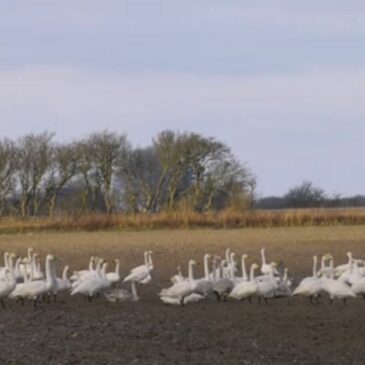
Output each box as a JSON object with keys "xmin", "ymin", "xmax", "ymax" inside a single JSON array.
[
  {"xmin": 1, "ymin": 226, "xmax": 365, "ymax": 275},
  {"xmin": 1, "ymin": 226, "xmax": 365, "ymax": 364},
  {"xmin": 2, "ymin": 207, "xmax": 365, "ymax": 234}
]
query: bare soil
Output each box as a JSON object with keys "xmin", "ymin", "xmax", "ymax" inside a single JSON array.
[{"xmin": 0, "ymin": 227, "xmax": 365, "ymax": 365}]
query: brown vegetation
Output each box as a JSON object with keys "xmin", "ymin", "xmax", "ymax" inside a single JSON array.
[{"xmin": 1, "ymin": 207, "xmax": 365, "ymax": 233}]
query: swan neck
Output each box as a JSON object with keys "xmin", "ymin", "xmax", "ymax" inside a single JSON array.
[
  {"xmin": 62, "ymin": 266, "xmax": 69, "ymax": 280},
  {"xmin": 329, "ymin": 260, "xmax": 334, "ymax": 280},
  {"xmin": 204, "ymin": 255, "xmax": 209, "ymax": 279},
  {"xmin": 148, "ymin": 253, "xmax": 153, "ymax": 268},
  {"xmin": 89, "ymin": 257, "xmax": 94, "ymax": 271},
  {"xmin": 241, "ymin": 256, "xmax": 248, "ymax": 280},
  {"xmin": 249, "ymin": 265, "xmax": 256, "ymax": 282},
  {"xmin": 4, "ymin": 253, "xmax": 9, "ymax": 269},
  {"xmin": 313, "ymin": 257, "xmax": 318, "ymax": 277},
  {"xmin": 261, "ymin": 250, "xmax": 266, "ymax": 265},
  {"xmin": 225, "ymin": 249, "xmax": 230, "ymax": 262},
  {"xmin": 8, "ymin": 256, "xmax": 15, "ymax": 283},
  {"xmin": 188, "ymin": 262, "xmax": 194, "ymax": 281},
  {"xmin": 212, "ymin": 261, "xmax": 217, "ymax": 283},
  {"xmin": 45, "ymin": 257, "xmax": 54, "ymax": 287}
]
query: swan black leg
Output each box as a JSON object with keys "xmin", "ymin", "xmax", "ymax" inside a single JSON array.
[
  {"xmin": 0, "ymin": 299, "xmax": 5, "ymax": 309},
  {"xmin": 329, "ymin": 298, "xmax": 333, "ymax": 305},
  {"xmin": 264, "ymin": 298, "xmax": 268, "ymax": 305},
  {"xmin": 343, "ymin": 298, "xmax": 347, "ymax": 306},
  {"xmin": 248, "ymin": 297, "xmax": 252, "ymax": 305},
  {"xmin": 180, "ymin": 297, "xmax": 185, "ymax": 307},
  {"xmin": 258, "ymin": 297, "xmax": 261, "ymax": 305}
]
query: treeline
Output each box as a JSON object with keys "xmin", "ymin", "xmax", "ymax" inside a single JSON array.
[
  {"xmin": 0, "ymin": 130, "xmax": 256, "ymax": 217},
  {"xmin": 256, "ymin": 181, "xmax": 365, "ymax": 210}
]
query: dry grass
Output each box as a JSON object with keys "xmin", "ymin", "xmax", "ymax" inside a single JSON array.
[{"xmin": 1, "ymin": 208, "xmax": 365, "ymax": 233}]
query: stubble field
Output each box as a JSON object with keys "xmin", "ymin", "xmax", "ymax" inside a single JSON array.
[{"xmin": 0, "ymin": 226, "xmax": 365, "ymax": 364}]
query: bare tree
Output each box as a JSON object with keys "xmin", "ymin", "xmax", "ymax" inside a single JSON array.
[
  {"xmin": 154, "ymin": 131, "xmax": 192, "ymax": 210},
  {"xmin": 43, "ymin": 142, "xmax": 79, "ymax": 217},
  {"xmin": 16, "ymin": 132, "xmax": 54, "ymax": 217},
  {"xmin": 0, "ymin": 139, "xmax": 17, "ymax": 215},
  {"xmin": 86, "ymin": 131, "xmax": 127, "ymax": 214},
  {"xmin": 74, "ymin": 140, "xmax": 102, "ymax": 214},
  {"xmin": 118, "ymin": 146, "xmax": 164, "ymax": 213}
]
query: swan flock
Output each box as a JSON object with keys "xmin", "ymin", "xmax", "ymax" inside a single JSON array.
[{"xmin": 0, "ymin": 247, "xmax": 364, "ymax": 308}]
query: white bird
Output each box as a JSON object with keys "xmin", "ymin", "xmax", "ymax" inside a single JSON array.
[
  {"xmin": 71, "ymin": 258, "xmax": 104, "ymax": 288},
  {"xmin": 0, "ymin": 252, "xmax": 10, "ymax": 280},
  {"xmin": 104, "ymin": 281, "xmax": 139, "ymax": 303},
  {"xmin": 229, "ymin": 263, "xmax": 259, "ymax": 301},
  {"xmin": 293, "ymin": 256, "xmax": 324, "ymax": 303},
  {"xmin": 338, "ymin": 253, "xmax": 363, "ymax": 286},
  {"xmin": 0, "ymin": 253, "xmax": 17, "ymax": 308},
  {"xmin": 71, "ymin": 261, "xmax": 111, "ymax": 300},
  {"xmin": 212, "ymin": 257, "xmax": 234, "ymax": 301},
  {"xmin": 55, "ymin": 265, "xmax": 71, "ymax": 293},
  {"xmin": 194, "ymin": 254, "xmax": 214, "ymax": 297},
  {"xmin": 274, "ymin": 268, "xmax": 292, "ymax": 297},
  {"xmin": 106, "ymin": 259, "xmax": 121, "ymax": 286},
  {"xmin": 9, "ymin": 254, "xmax": 57, "ymax": 306},
  {"xmin": 124, "ymin": 251, "xmax": 153, "ymax": 284},
  {"xmin": 159, "ymin": 260, "xmax": 199, "ymax": 306},
  {"xmin": 256, "ymin": 263, "xmax": 279, "ymax": 303},
  {"xmin": 260, "ymin": 248, "xmax": 278, "ymax": 276},
  {"xmin": 70, "ymin": 256, "xmax": 98, "ymax": 281},
  {"xmin": 170, "ymin": 266, "xmax": 185, "ymax": 284},
  {"xmin": 350, "ymin": 276, "xmax": 365, "ymax": 298},
  {"xmin": 322, "ymin": 258, "xmax": 356, "ymax": 304}
]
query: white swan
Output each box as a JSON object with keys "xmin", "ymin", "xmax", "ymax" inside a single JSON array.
[
  {"xmin": 170, "ymin": 266, "xmax": 185, "ymax": 284},
  {"xmin": 322, "ymin": 258, "xmax": 356, "ymax": 304},
  {"xmin": 71, "ymin": 258, "xmax": 103, "ymax": 288},
  {"xmin": 0, "ymin": 253, "xmax": 17, "ymax": 308},
  {"xmin": 350, "ymin": 275, "xmax": 365, "ymax": 298},
  {"xmin": 229, "ymin": 263, "xmax": 259, "ymax": 301},
  {"xmin": 104, "ymin": 281, "xmax": 139, "ymax": 303},
  {"xmin": 124, "ymin": 251, "xmax": 152, "ymax": 284},
  {"xmin": 31, "ymin": 253, "xmax": 45, "ymax": 281},
  {"xmin": 70, "ymin": 256, "xmax": 96, "ymax": 281},
  {"xmin": 212, "ymin": 257, "xmax": 234, "ymax": 301},
  {"xmin": 260, "ymin": 248, "xmax": 276, "ymax": 276},
  {"xmin": 274, "ymin": 268, "xmax": 292, "ymax": 297},
  {"xmin": 9, "ymin": 254, "xmax": 57, "ymax": 306},
  {"xmin": 293, "ymin": 256, "xmax": 324, "ymax": 303},
  {"xmin": 106, "ymin": 259, "xmax": 121, "ymax": 286},
  {"xmin": 0, "ymin": 252, "xmax": 10, "ymax": 280},
  {"xmin": 159, "ymin": 260, "xmax": 200, "ymax": 306},
  {"xmin": 55, "ymin": 265, "xmax": 71, "ymax": 292},
  {"xmin": 71, "ymin": 261, "xmax": 111, "ymax": 300},
  {"xmin": 338, "ymin": 253, "xmax": 363, "ymax": 286},
  {"xmin": 194, "ymin": 254, "xmax": 214, "ymax": 297},
  {"xmin": 256, "ymin": 263, "xmax": 279, "ymax": 303}
]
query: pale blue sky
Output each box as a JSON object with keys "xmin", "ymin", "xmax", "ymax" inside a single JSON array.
[{"xmin": 1, "ymin": 1, "xmax": 365, "ymax": 196}]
